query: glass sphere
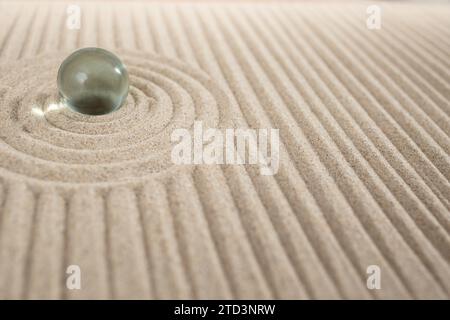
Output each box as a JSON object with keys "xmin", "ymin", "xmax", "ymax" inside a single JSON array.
[{"xmin": 57, "ymin": 47, "xmax": 129, "ymax": 115}]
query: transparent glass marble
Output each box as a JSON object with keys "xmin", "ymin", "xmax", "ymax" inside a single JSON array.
[{"xmin": 57, "ymin": 47, "xmax": 129, "ymax": 115}]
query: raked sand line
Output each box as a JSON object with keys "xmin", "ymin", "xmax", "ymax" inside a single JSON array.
[
  {"xmin": 225, "ymin": 5, "xmax": 448, "ymax": 296},
  {"xmin": 249, "ymin": 7, "xmax": 450, "ymax": 294}
]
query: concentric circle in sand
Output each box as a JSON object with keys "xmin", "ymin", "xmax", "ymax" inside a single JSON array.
[{"xmin": 0, "ymin": 51, "xmax": 234, "ymax": 185}]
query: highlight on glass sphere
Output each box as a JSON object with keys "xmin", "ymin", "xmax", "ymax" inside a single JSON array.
[{"xmin": 57, "ymin": 47, "xmax": 129, "ymax": 115}]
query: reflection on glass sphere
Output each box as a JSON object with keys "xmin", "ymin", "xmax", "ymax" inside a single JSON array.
[{"xmin": 57, "ymin": 47, "xmax": 129, "ymax": 115}]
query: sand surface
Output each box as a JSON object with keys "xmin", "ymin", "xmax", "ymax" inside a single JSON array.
[{"xmin": 0, "ymin": 0, "xmax": 449, "ymax": 299}]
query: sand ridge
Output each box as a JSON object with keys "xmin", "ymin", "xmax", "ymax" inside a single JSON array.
[{"xmin": 0, "ymin": 1, "xmax": 449, "ymax": 299}]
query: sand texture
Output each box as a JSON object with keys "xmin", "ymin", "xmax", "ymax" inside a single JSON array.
[{"xmin": 0, "ymin": 1, "xmax": 449, "ymax": 299}]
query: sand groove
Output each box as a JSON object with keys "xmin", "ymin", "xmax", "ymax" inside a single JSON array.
[
  {"xmin": 0, "ymin": 1, "xmax": 449, "ymax": 299},
  {"xmin": 231, "ymin": 6, "xmax": 450, "ymax": 296},
  {"xmin": 207, "ymin": 7, "xmax": 416, "ymax": 298}
]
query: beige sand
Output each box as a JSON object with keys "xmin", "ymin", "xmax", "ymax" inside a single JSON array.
[{"xmin": 0, "ymin": 0, "xmax": 449, "ymax": 299}]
